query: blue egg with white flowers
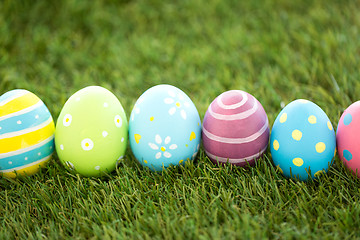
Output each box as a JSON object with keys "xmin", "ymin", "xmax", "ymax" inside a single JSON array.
[
  {"xmin": 270, "ymin": 99, "xmax": 336, "ymax": 181},
  {"xmin": 129, "ymin": 85, "xmax": 201, "ymax": 171}
]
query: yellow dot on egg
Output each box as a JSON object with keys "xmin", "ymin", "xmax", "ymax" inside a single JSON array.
[
  {"xmin": 185, "ymin": 144, "xmax": 188, "ymax": 147},
  {"xmin": 280, "ymin": 113, "xmax": 287, "ymax": 123},
  {"xmin": 66, "ymin": 118, "xmax": 69, "ymax": 122},
  {"xmin": 292, "ymin": 130, "xmax": 302, "ymax": 141},
  {"xmin": 327, "ymin": 121, "xmax": 333, "ymax": 131},
  {"xmin": 161, "ymin": 147, "xmax": 166, "ymax": 152},
  {"xmin": 144, "ymin": 160, "xmax": 148, "ymax": 164},
  {"xmin": 276, "ymin": 165, "xmax": 283, "ymax": 174},
  {"xmin": 85, "ymin": 143, "xmax": 89, "ymax": 147},
  {"xmin": 292, "ymin": 158, "xmax": 304, "ymax": 167},
  {"xmin": 198, "ymin": 122, "xmax": 200, "ymax": 126},
  {"xmin": 179, "ymin": 159, "xmax": 184, "ymax": 164},
  {"xmin": 315, "ymin": 142, "xmax": 326, "ymax": 153},
  {"xmin": 273, "ymin": 140, "xmax": 279, "ymax": 151},
  {"xmin": 134, "ymin": 134, "xmax": 141, "ymax": 144},
  {"xmin": 176, "ymin": 102, "xmax": 181, "ymax": 107},
  {"xmin": 190, "ymin": 131, "xmax": 196, "ymax": 141},
  {"xmin": 314, "ymin": 170, "xmax": 325, "ymax": 177},
  {"xmin": 150, "ymin": 116, "xmax": 154, "ymax": 121},
  {"xmin": 308, "ymin": 115, "xmax": 317, "ymax": 124}
]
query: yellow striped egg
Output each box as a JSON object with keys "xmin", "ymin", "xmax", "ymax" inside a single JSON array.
[{"xmin": 0, "ymin": 90, "xmax": 55, "ymax": 178}]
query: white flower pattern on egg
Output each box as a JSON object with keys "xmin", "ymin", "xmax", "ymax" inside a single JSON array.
[
  {"xmin": 81, "ymin": 138, "xmax": 94, "ymax": 151},
  {"xmin": 114, "ymin": 115, "xmax": 122, "ymax": 127},
  {"xmin": 148, "ymin": 134, "xmax": 178, "ymax": 159},
  {"xmin": 63, "ymin": 114, "xmax": 72, "ymax": 127},
  {"xmin": 102, "ymin": 131, "xmax": 108, "ymax": 137},
  {"xmin": 164, "ymin": 90, "xmax": 190, "ymax": 120}
]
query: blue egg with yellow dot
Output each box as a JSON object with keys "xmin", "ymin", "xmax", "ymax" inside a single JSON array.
[
  {"xmin": 270, "ymin": 99, "xmax": 336, "ymax": 181},
  {"xmin": 129, "ymin": 85, "xmax": 201, "ymax": 171}
]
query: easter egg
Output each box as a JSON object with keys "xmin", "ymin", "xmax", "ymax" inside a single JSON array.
[
  {"xmin": 270, "ymin": 99, "xmax": 336, "ymax": 181},
  {"xmin": 0, "ymin": 89, "xmax": 55, "ymax": 178},
  {"xmin": 129, "ymin": 85, "xmax": 201, "ymax": 171},
  {"xmin": 336, "ymin": 101, "xmax": 360, "ymax": 177},
  {"xmin": 202, "ymin": 90, "xmax": 269, "ymax": 166},
  {"xmin": 55, "ymin": 86, "xmax": 128, "ymax": 177}
]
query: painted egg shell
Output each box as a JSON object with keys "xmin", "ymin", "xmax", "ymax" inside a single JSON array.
[
  {"xmin": 336, "ymin": 101, "xmax": 360, "ymax": 177},
  {"xmin": 202, "ymin": 90, "xmax": 269, "ymax": 166},
  {"xmin": 129, "ymin": 85, "xmax": 201, "ymax": 171},
  {"xmin": 0, "ymin": 89, "xmax": 55, "ymax": 178},
  {"xmin": 270, "ymin": 99, "xmax": 336, "ymax": 181},
  {"xmin": 55, "ymin": 86, "xmax": 128, "ymax": 177}
]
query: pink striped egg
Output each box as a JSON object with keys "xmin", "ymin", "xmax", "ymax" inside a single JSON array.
[{"xmin": 202, "ymin": 90, "xmax": 269, "ymax": 166}]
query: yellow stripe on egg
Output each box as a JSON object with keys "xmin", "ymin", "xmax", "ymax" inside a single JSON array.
[
  {"xmin": 0, "ymin": 119, "xmax": 55, "ymax": 154},
  {"xmin": 0, "ymin": 92, "xmax": 40, "ymax": 117}
]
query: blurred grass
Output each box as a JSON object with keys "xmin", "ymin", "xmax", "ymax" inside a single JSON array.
[{"xmin": 1, "ymin": 0, "xmax": 360, "ymax": 239}]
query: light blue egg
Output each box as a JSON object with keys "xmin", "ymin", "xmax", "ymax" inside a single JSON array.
[
  {"xmin": 129, "ymin": 85, "xmax": 201, "ymax": 171},
  {"xmin": 270, "ymin": 99, "xmax": 336, "ymax": 181}
]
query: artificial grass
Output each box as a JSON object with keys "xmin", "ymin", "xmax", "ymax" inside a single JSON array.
[{"xmin": 1, "ymin": 0, "xmax": 360, "ymax": 239}]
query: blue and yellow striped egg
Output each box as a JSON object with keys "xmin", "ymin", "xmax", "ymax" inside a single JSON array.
[{"xmin": 0, "ymin": 89, "xmax": 55, "ymax": 178}]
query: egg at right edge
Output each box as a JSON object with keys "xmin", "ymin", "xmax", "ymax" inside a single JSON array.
[{"xmin": 336, "ymin": 101, "xmax": 360, "ymax": 178}]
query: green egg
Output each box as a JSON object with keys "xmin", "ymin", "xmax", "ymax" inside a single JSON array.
[{"xmin": 55, "ymin": 86, "xmax": 128, "ymax": 177}]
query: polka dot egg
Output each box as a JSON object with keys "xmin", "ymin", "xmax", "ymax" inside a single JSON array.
[
  {"xmin": 129, "ymin": 85, "xmax": 201, "ymax": 171},
  {"xmin": 336, "ymin": 101, "xmax": 360, "ymax": 177},
  {"xmin": 0, "ymin": 89, "xmax": 55, "ymax": 178},
  {"xmin": 202, "ymin": 90, "xmax": 269, "ymax": 166},
  {"xmin": 55, "ymin": 86, "xmax": 128, "ymax": 177},
  {"xmin": 270, "ymin": 99, "xmax": 336, "ymax": 181}
]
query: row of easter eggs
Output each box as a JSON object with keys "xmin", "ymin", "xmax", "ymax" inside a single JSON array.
[{"xmin": 0, "ymin": 85, "xmax": 358, "ymax": 181}]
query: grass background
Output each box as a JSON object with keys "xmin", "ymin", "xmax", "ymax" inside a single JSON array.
[{"xmin": 1, "ymin": 0, "xmax": 360, "ymax": 238}]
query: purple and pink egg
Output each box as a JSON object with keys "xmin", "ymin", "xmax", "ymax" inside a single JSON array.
[{"xmin": 202, "ymin": 90, "xmax": 269, "ymax": 166}]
